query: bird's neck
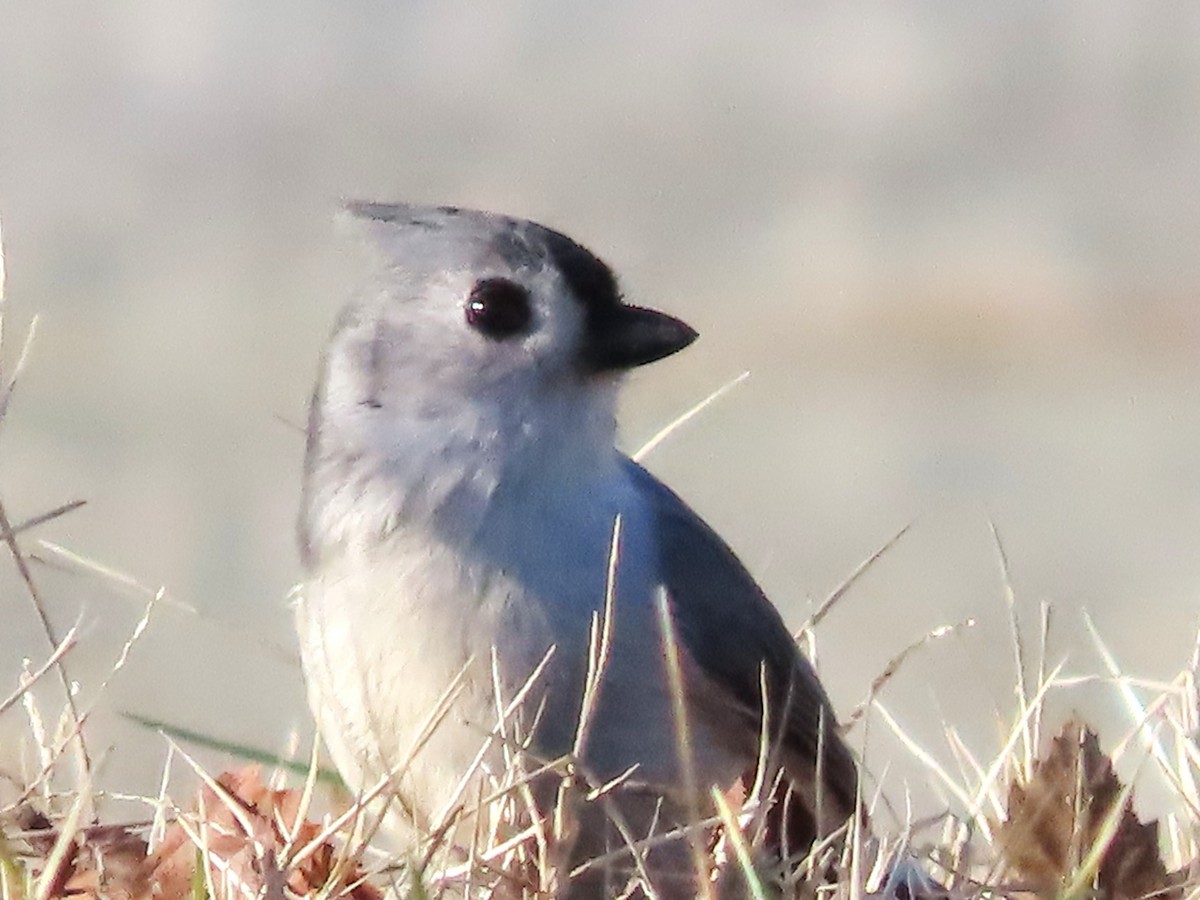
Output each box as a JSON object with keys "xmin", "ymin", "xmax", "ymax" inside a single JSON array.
[{"xmin": 300, "ymin": 386, "xmax": 621, "ymax": 568}]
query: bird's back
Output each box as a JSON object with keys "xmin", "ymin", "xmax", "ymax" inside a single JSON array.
[{"xmin": 622, "ymin": 457, "xmax": 861, "ymax": 835}]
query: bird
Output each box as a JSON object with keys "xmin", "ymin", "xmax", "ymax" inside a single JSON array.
[{"xmin": 295, "ymin": 201, "xmax": 860, "ymax": 897}]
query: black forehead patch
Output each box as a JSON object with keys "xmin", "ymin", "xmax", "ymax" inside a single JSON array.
[{"xmin": 538, "ymin": 227, "xmax": 621, "ymax": 312}]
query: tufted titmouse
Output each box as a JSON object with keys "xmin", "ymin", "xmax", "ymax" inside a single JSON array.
[{"xmin": 295, "ymin": 202, "xmax": 860, "ymax": 896}]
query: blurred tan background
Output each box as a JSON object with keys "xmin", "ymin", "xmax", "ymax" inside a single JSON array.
[{"xmin": 2, "ymin": 2, "xmax": 1200, "ymax": 827}]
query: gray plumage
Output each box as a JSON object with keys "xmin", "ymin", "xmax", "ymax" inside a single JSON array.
[{"xmin": 296, "ymin": 202, "xmax": 859, "ymax": 897}]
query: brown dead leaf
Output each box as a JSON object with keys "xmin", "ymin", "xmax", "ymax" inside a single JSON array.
[
  {"xmin": 12, "ymin": 766, "xmax": 382, "ymax": 900},
  {"xmin": 996, "ymin": 718, "xmax": 1179, "ymax": 900},
  {"xmin": 145, "ymin": 765, "xmax": 383, "ymax": 900},
  {"xmin": 10, "ymin": 807, "xmax": 154, "ymax": 900}
]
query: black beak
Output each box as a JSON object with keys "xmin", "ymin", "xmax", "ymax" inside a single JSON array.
[{"xmin": 580, "ymin": 304, "xmax": 698, "ymax": 373}]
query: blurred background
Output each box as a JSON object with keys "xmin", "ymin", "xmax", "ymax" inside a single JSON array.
[{"xmin": 2, "ymin": 1, "xmax": 1199, "ymax": 829}]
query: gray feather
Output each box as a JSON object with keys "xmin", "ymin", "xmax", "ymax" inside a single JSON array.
[{"xmin": 624, "ymin": 457, "xmax": 860, "ymax": 814}]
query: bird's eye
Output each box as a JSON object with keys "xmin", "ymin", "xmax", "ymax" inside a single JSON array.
[{"xmin": 465, "ymin": 278, "xmax": 532, "ymax": 340}]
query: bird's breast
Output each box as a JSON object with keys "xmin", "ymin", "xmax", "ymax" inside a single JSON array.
[
  {"xmin": 295, "ymin": 472, "xmax": 744, "ymax": 833},
  {"xmin": 296, "ymin": 480, "xmax": 639, "ymax": 800}
]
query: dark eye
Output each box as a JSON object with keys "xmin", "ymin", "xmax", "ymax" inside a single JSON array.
[{"xmin": 465, "ymin": 278, "xmax": 532, "ymax": 340}]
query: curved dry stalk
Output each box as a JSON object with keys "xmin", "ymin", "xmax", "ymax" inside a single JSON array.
[{"xmin": 633, "ymin": 370, "xmax": 750, "ymax": 462}]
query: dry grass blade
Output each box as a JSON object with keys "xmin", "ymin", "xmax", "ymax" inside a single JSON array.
[
  {"xmin": 0, "ymin": 301, "xmax": 38, "ymax": 427},
  {"xmin": 968, "ymin": 661, "xmax": 1066, "ymax": 827},
  {"xmin": 871, "ymin": 700, "xmax": 979, "ymax": 833},
  {"xmin": 33, "ymin": 541, "xmax": 311, "ymax": 701},
  {"xmin": 567, "ymin": 812, "xmax": 724, "ymax": 880},
  {"xmin": 844, "ymin": 619, "xmax": 974, "ymax": 728},
  {"xmin": 655, "ymin": 588, "xmax": 714, "ymax": 900},
  {"xmin": 0, "ymin": 625, "xmax": 78, "ymax": 718},
  {"xmin": 32, "ymin": 758, "xmax": 94, "ymax": 900},
  {"xmin": 802, "ymin": 521, "xmax": 912, "ymax": 633},
  {"xmin": 1083, "ymin": 610, "xmax": 1176, "ymax": 787},
  {"xmin": 279, "ymin": 733, "xmax": 324, "ymax": 855},
  {"xmin": 151, "ymin": 743, "xmax": 178, "ymax": 848},
  {"xmin": 0, "ymin": 500, "xmax": 88, "ymax": 541},
  {"xmin": 1108, "ymin": 686, "xmax": 1196, "ymax": 811},
  {"xmin": 12, "ymin": 595, "xmax": 156, "ymax": 812},
  {"xmin": 1060, "ymin": 777, "xmax": 1138, "ymax": 900},
  {"xmin": 1, "ymin": 505, "xmax": 58, "ymax": 654},
  {"xmin": 573, "ymin": 514, "xmax": 621, "ymax": 758},
  {"xmin": 166, "ymin": 742, "xmax": 265, "ymax": 848},
  {"xmin": 988, "ymin": 518, "xmax": 1032, "ymax": 780},
  {"xmin": 288, "ymin": 748, "xmax": 436, "ymax": 875},
  {"xmin": 633, "ymin": 370, "xmax": 750, "ymax": 462},
  {"xmin": 739, "ymin": 665, "xmax": 775, "ymax": 850},
  {"xmin": 1033, "ymin": 600, "xmax": 1052, "ymax": 759},
  {"xmin": 943, "ymin": 726, "xmax": 986, "ymax": 806},
  {"xmin": 103, "ymin": 591, "xmax": 157, "ymax": 685},
  {"xmin": 0, "ymin": 495, "xmax": 93, "ymax": 798},
  {"xmin": 0, "ymin": 330, "xmax": 38, "ymax": 434},
  {"xmin": 710, "ymin": 787, "xmax": 768, "ymax": 900},
  {"xmin": 35, "ymin": 540, "xmax": 200, "ymax": 615},
  {"xmin": 431, "ymin": 644, "xmax": 557, "ymax": 834}
]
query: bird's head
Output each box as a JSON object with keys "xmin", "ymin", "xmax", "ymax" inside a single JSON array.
[
  {"xmin": 301, "ymin": 203, "xmax": 696, "ymax": 558},
  {"xmin": 314, "ymin": 202, "xmax": 695, "ymax": 461}
]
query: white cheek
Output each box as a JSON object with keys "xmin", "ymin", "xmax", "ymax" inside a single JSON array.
[{"xmin": 526, "ymin": 283, "xmax": 586, "ymax": 372}]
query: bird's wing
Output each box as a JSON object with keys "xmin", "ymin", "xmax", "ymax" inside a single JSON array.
[{"xmin": 623, "ymin": 456, "xmax": 859, "ymax": 815}]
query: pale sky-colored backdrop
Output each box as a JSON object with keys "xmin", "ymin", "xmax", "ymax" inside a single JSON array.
[{"xmin": 2, "ymin": 2, "xmax": 1200, "ymax": 828}]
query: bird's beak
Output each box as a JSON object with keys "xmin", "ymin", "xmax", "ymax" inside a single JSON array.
[{"xmin": 581, "ymin": 305, "xmax": 698, "ymax": 373}]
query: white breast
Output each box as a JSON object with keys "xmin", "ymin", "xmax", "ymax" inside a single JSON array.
[{"xmin": 296, "ymin": 463, "xmax": 748, "ymax": 850}]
